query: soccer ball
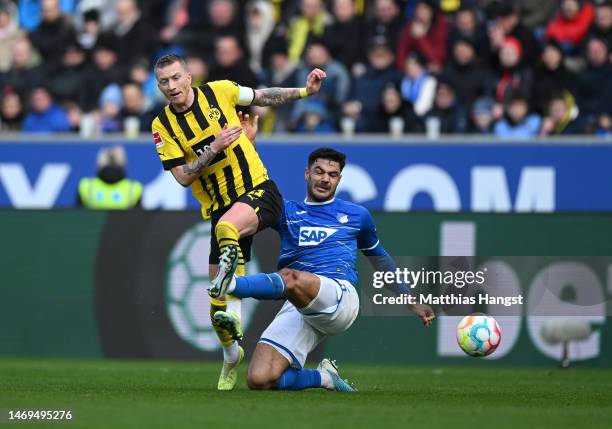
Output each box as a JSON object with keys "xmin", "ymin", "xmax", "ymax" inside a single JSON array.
[{"xmin": 456, "ymin": 313, "xmax": 501, "ymax": 357}]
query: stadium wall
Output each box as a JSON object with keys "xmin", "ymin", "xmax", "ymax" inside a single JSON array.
[
  {"xmin": 2, "ymin": 138, "xmax": 612, "ymax": 211},
  {"xmin": 1, "ymin": 210, "xmax": 610, "ymax": 367}
]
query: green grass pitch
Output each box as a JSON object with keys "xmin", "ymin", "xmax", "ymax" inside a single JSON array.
[{"xmin": 1, "ymin": 359, "xmax": 611, "ymax": 429}]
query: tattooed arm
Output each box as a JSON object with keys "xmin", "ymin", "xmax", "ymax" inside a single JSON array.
[
  {"xmin": 252, "ymin": 68, "xmax": 327, "ymax": 107},
  {"xmin": 171, "ymin": 125, "xmax": 243, "ymax": 187}
]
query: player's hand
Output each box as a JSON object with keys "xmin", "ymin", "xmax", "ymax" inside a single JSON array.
[
  {"xmin": 305, "ymin": 68, "xmax": 327, "ymax": 95},
  {"xmin": 211, "ymin": 125, "xmax": 242, "ymax": 153},
  {"xmin": 238, "ymin": 111, "xmax": 259, "ymax": 143},
  {"xmin": 409, "ymin": 303, "xmax": 436, "ymax": 327}
]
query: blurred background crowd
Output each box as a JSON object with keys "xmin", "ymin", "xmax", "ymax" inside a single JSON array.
[{"xmin": 1, "ymin": 0, "xmax": 611, "ymax": 137}]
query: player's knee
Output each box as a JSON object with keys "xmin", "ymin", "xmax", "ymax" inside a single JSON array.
[
  {"xmin": 279, "ymin": 268, "xmax": 301, "ymax": 293},
  {"xmin": 247, "ymin": 369, "xmax": 277, "ymax": 390}
]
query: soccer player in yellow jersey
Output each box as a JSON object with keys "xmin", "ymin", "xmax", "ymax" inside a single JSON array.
[{"xmin": 151, "ymin": 54, "xmax": 326, "ymax": 390}]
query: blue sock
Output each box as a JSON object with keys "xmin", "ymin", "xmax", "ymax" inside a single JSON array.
[
  {"xmin": 277, "ymin": 368, "xmax": 322, "ymax": 390},
  {"xmin": 231, "ymin": 272, "xmax": 285, "ymax": 300}
]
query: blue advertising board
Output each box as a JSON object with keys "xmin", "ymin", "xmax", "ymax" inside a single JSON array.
[{"xmin": 0, "ymin": 139, "xmax": 610, "ymax": 212}]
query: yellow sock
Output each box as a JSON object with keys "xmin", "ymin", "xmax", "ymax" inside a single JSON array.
[{"xmin": 209, "ymin": 296, "xmax": 234, "ymax": 347}]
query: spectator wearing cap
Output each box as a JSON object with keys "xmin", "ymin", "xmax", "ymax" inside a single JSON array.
[
  {"xmin": 539, "ymin": 93, "xmax": 586, "ymax": 135},
  {"xmin": 588, "ymin": 0, "xmax": 612, "ymax": 48},
  {"xmin": 532, "ymin": 40, "xmax": 574, "ymax": 114},
  {"xmin": 467, "ymin": 96, "xmax": 496, "ymax": 134},
  {"xmin": 444, "ymin": 37, "xmax": 494, "ymax": 108},
  {"xmin": 494, "ymin": 91, "xmax": 541, "ymax": 138},
  {"xmin": 22, "ymin": 86, "xmax": 71, "ymax": 133},
  {"xmin": 396, "ymin": 0, "xmax": 449, "ymax": 72},
  {"xmin": 0, "ymin": 2, "xmax": 25, "ymax": 73},
  {"xmin": 293, "ymin": 41, "xmax": 350, "ymax": 124},
  {"xmin": 28, "ymin": 0, "xmax": 76, "ymax": 71},
  {"xmin": 400, "ymin": 51, "xmax": 437, "ymax": 120},
  {"xmin": 1, "ymin": 37, "xmax": 46, "ymax": 100},
  {"xmin": 365, "ymin": 0, "xmax": 404, "ymax": 52},
  {"xmin": 48, "ymin": 43, "xmax": 88, "ymax": 106},
  {"xmin": 287, "ymin": 0, "xmax": 332, "ymax": 62},
  {"xmin": 545, "ymin": 0, "xmax": 595, "ymax": 52},
  {"xmin": 76, "ymin": 8, "xmax": 101, "ymax": 51},
  {"xmin": 488, "ymin": 1, "xmax": 539, "ymax": 67},
  {"xmin": 323, "ymin": 0, "xmax": 366, "ymax": 72},
  {"xmin": 295, "ymin": 99, "xmax": 337, "ymax": 133},
  {"xmin": 80, "ymin": 37, "xmax": 126, "ymax": 112},
  {"xmin": 424, "ymin": 77, "xmax": 468, "ymax": 134},
  {"xmin": 98, "ymin": 83, "xmax": 122, "ymax": 133},
  {"xmin": 0, "ymin": 89, "xmax": 24, "ymax": 131},
  {"xmin": 342, "ymin": 38, "xmax": 402, "ymax": 132},
  {"xmin": 78, "ymin": 145, "xmax": 143, "ymax": 210},
  {"xmin": 446, "ymin": 5, "xmax": 489, "ymax": 61},
  {"xmin": 573, "ymin": 36, "xmax": 612, "ymax": 120},
  {"xmin": 493, "ymin": 36, "xmax": 533, "ymax": 103}
]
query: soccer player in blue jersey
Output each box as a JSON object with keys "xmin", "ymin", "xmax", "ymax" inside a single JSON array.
[{"xmin": 209, "ymin": 148, "xmax": 435, "ymax": 391}]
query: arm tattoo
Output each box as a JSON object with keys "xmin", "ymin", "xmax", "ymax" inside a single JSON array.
[
  {"xmin": 252, "ymin": 87, "xmax": 301, "ymax": 106},
  {"xmin": 182, "ymin": 145, "xmax": 216, "ymax": 175}
]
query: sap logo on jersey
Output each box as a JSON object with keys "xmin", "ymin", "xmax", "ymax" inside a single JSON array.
[{"xmin": 298, "ymin": 227, "xmax": 338, "ymax": 246}]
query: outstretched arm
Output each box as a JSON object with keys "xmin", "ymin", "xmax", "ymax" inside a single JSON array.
[{"xmin": 252, "ymin": 68, "xmax": 327, "ymax": 106}]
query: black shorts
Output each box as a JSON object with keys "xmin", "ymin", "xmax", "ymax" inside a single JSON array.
[{"xmin": 209, "ymin": 179, "xmax": 282, "ymax": 264}]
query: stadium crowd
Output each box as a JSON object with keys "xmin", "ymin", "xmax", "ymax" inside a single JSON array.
[{"xmin": 1, "ymin": 0, "xmax": 611, "ymax": 137}]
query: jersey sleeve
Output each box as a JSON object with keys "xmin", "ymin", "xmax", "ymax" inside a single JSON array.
[
  {"xmin": 209, "ymin": 80, "xmax": 242, "ymax": 107},
  {"xmin": 357, "ymin": 208, "xmax": 382, "ymax": 255},
  {"xmin": 152, "ymin": 117, "xmax": 185, "ymax": 170}
]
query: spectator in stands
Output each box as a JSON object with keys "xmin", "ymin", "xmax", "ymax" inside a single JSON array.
[
  {"xmin": 573, "ymin": 36, "xmax": 612, "ymax": 120},
  {"xmin": 544, "ymin": 0, "xmax": 595, "ymax": 52},
  {"xmin": 374, "ymin": 82, "xmax": 417, "ymax": 133},
  {"xmin": 22, "ymin": 86, "xmax": 71, "ymax": 133},
  {"xmin": 208, "ymin": 35, "xmax": 259, "ymax": 90},
  {"xmin": 18, "ymin": 0, "xmax": 76, "ymax": 32},
  {"xmin": 494, "ymin": 91, "xmax": 541, "ymax": 138},
  {"xmin": 323, "ymin": 0, "xmax": 366, "ymax": 73},
  {"xmin": 588, "ymin": 0, "xmax": 612, "ymax": 48},
  {"xmin": 593, "ymin": 111, "xmax": 612, "ymax": 136},
  {"xmin": 532, "ymin": 40, "xmax": 574, "ymax": 114},
  {"xmin": 98, "ymin": 84, "xmax": 122, "ymax": 133},
  {"xmin": 424, "ymin": 77, "xmax": 468, "ymax": 134},
  {"xmin": 294, "ymin": 41, "xmax": 350, "ymax": 123},
  {"xmin": 76, "ymin": 8, "xmax": 101, "ymax": 52},
  {"xmin": 539, "ymin": 93, "xmax": 586, "ymax": 135},
  {"xmin": 287, "ymin": 0, "xmax": 332, "ymax": 62},
  {"xmin": 246, "ymin": 0, "xmax": 276, "ymax": 75},
  {"xmin": 28, "ymin": 0, "xmax": 76, "ymax": 71},
  {"xmin": 365, "ymin": 0, "xmax": 404, "ymax": 52},
  {"xmin": 515, "ymin": 0, "xmax": 560, "ymax": 29},
  {"xmin": 1, "ymin": 37, "xmax": 46, "ymax": 100},
  {"xmin": 342, "ymin": 37, "xmax": 402, "ymax": 132},
  {"xmin": 205, "ymin": 0, "xmax": 246, "ymax": 50},
  {"xmin": 80, "ymin": 38, "xmax": 126, "ymax": 112},
  {"xmin": 186, "ymin": 54, "xmax": 209, "ymax": 88},
  {"xmin": 48, "ymin": 43, "xmax": 87, "ymax": 106},
  {"xmin": 111, "ymin": 0, "xmax": 150, "ymax": 67},
  {"xmin": 119, "ymin": 81, "xmax": 155, "ymax": 133},
  {"xmin": 128, "ymin": 58, "xmax": 163, "ymax": 106},
  {"xmin": 0, "ymin": 2, "xmax": 24, "ymax": 73},
  {"xmin": 488, "ymin": 1, "xmax": 539, "ymax": 67},
  {"xmin": 444, "ymin": 37, "xmax": 493, "ymax": 108},
  {"xmin": 78, "ymin": 145, "xmax": 143, "ymax": 209},
  {"xmin": 159, "ymin": 0, "xmax": 210, "ymax": 54},
  {"xmin": 259, "ymin": 37, "xmax": 299, "ymax": 132},
  {"xmin": 295, "ymin": 99, "xmax": 337, "ymax": 133},
  {"xmin": 467, "ymin": 96, "xmax": 496, "ymax": 134},
  {"xmin": 400, "ymin": 52, "xmax": 437, "ymax": 121},
  {"xmin": 396, "ymin": 0, "xmax": 449, "ymax": 72},
  {"xmin": 446, "ymin": 5, "xmax": 489, "ymax": 60},
  {"xmin": 494, "ymin": 36, "xmax": 533, "ymax": 103},
  {"xmin": 0, "ymin": 88, "xmax": 24, "ymax": 131}
]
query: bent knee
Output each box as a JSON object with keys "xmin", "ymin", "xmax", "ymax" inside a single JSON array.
[
  {"xmin": 279, "ymin": 268, "xmax": 302, "ymax": 293},
  {"xmin": 247, "ymin": 370, "xmax": 279, "ymax": 390}
]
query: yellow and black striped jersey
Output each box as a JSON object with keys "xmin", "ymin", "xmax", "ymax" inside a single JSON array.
[{"xmin": 151, "ymin": 80, "xmax": 269, "ymax": 219}]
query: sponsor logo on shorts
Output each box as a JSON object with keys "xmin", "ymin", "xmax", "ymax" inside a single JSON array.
[{"xmin": 298, "ymin": 227, "xmax": 338, "ymax": 246}]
